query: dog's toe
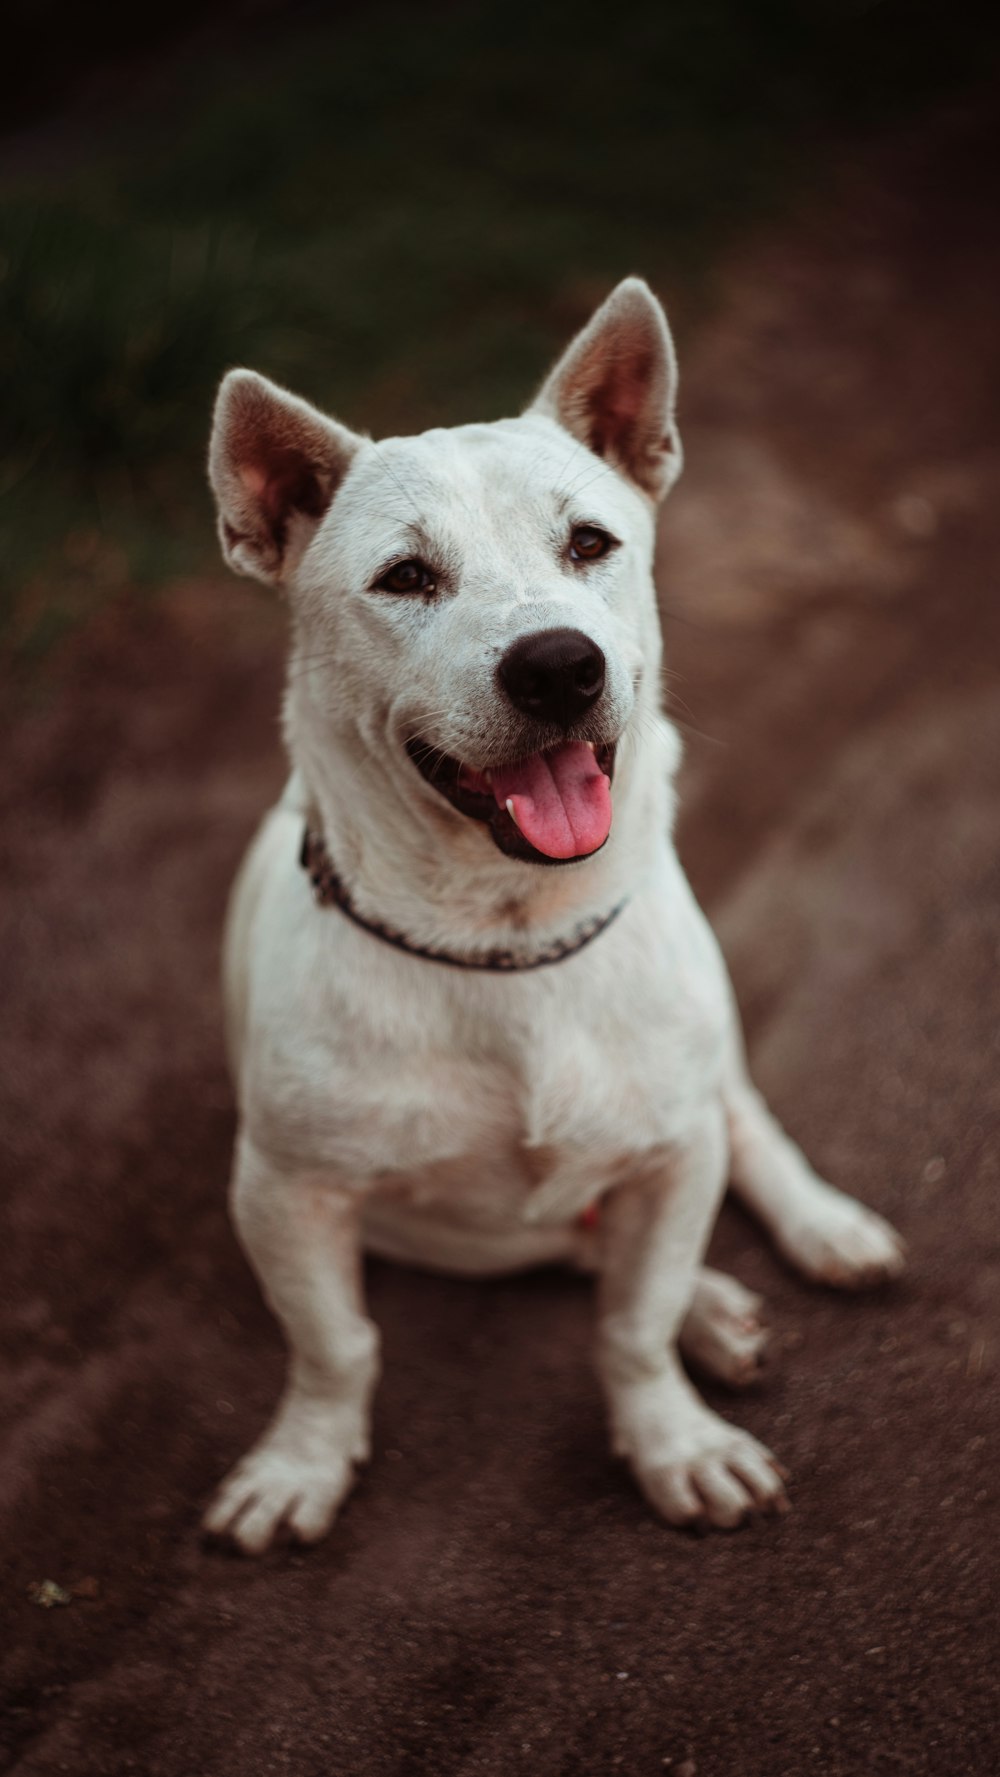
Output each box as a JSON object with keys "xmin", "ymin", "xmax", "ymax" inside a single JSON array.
[
  {"xmin": 633, "ymin": 1417, "xmax": 789, "ymax": 1532},
  {"xmin": 690, "ymin": 1457, "xmax": 754, "ymax": 1529},
  {"xmin": 204, "ymin": 1443, "xmax": 354, "ymax": 1554}
]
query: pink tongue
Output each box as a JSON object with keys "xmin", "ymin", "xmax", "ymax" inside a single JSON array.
[{"xmin": 490, "ymin": 742, "xmax": 612, "ymax": 860}]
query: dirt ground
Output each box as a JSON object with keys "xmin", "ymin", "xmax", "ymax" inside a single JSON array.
[{"xmin": 2, "ymin": 95, "xmax": 999, "ymax": 1777}]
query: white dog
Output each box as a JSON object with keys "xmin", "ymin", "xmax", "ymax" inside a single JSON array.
[{"xmin": 203, "ymin": 279, "xmax": 904, "ymax": 1553}]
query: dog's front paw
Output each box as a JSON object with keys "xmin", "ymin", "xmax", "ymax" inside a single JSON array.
[
  {"xmin": 614, "ymin": 1386, "xmax": 789, "ymax": 1531},
  {"xmin": 204, "ymin": 1415, "xmax": 361, "ymax": 1553},
  {"xmin": 776, "ymin": 1186, "xmax": 906, "ymax": 1289}
]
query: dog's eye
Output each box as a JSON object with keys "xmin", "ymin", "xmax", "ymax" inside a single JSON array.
[
  {"xmin": 569, "ymin": 525, "xmax": 616, "ymax": 563},
  {"xmin": 374, "ymin": 559, "xmax": 437, "ymax": 596}
]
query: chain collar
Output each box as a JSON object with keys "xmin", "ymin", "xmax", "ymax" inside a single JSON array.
[{"xmin": 299, "ymin": 827, "xmax": 626, "ymax": 972}]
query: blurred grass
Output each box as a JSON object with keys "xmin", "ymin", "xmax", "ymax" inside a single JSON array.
[{"xmin": 2, "ymin": 0, "xmax": 997, "ymax": 662}]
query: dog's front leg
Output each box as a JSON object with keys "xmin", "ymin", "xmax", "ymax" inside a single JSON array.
[
  {"xmin": 597, "ymin": 1111, "xmax": 788, "ymax": 1531},
  {"xmin": 203, "ymin": 1131, "xmax": 379, "ymax": 1554}
]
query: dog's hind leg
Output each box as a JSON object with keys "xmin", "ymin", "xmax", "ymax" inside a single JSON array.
[
  {"xmin": 574, "ymin": 1220, "xmax": 769, "ymax": 1387},
  {"xmin": 679, "ymin": 1268, "xmax": 769, "ymax": 1386},
  {"xmin": 204, "ymin": 1132, "xmax": 379, "ymax": 1554},
  {"xmin": 723, "ymin": 1036, "xmax": 905, "ymax": 1288}
]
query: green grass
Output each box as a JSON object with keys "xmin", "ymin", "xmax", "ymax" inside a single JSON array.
[{"xmin": 2, "ymin": 0, "xmax": 996, "ymax": 659}]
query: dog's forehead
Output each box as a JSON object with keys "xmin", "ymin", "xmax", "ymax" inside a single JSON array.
[{"xmin": 343, "ymin": 415, "xmax": 629, "ymax": 529}]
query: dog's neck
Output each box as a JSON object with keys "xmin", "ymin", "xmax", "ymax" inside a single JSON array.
[{"xmin": 286, "ymin": 696, "xmax": 681, "ymax": 959}]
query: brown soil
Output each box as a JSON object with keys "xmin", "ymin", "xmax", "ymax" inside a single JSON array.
[{"xmin": 2, "ymin": 95, "xmax": 999, "ymax": 1777}]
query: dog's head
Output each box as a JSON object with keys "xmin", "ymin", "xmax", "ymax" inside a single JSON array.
[{"xmin": 209, "ymin": 278, "xmax": 681, "ymax": 871}]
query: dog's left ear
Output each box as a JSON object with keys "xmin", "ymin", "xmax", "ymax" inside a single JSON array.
[{"xmin": 530, "ymin": 278, "xmax": 682, "ymax": 501}]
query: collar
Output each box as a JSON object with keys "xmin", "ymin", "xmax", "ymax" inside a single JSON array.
[{"xmin": 299, "ymin": 827, "xmax": 627, "ymax": 972}]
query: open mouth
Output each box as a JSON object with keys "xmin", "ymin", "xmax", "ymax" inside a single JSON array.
[{"xmin": 405, "ymin": 737, "xmax": 617, "ymax": 866}]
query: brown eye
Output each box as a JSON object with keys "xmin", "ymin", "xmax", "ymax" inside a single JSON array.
[
  {"xmin": 569, "ymin": 524, "xmax": 616, "ymax": 563},
  {"xmin": 375, "ymin": 558, "xmax": 437, "ymax": 595}
]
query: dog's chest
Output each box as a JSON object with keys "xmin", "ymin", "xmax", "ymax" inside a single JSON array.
[{"xmin": 351, "ymin": 931, "xmax": 727, "ymax": 1221}]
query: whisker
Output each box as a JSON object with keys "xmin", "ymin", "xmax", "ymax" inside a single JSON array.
[
  {"xmin": 370, "ymin": 441, "xmax": 422, "ymax": 522},
  {"xmin": 560, "ymin": 456, "xmax": 615, "ymax": 503},
  {"xmin": 552, "ymin": 438, "xmax": 590, "ymax": 501}
]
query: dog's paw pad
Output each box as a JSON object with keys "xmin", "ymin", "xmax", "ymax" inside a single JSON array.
[{"xmin": 204, "ymin": 1445, "xmax": 354, "ymax": 1554}]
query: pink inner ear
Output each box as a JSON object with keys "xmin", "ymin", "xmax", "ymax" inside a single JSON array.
[
  {"xmin": 239, "ymin": 464, "xmax": 269, "ymax": 499},
  {"xmin": 586, "ymin": 349, "xmax": 655, "ymax": 460},
  {"xmin": 238, "ymin": 448, "xmax": 329, "ymax": 544}
]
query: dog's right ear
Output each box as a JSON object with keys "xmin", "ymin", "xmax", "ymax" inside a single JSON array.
[{"xmin": 208, "ymin": 370, "xmax": 362, "ymax": 587}]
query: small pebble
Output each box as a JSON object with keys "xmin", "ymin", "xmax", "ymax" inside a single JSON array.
[{"xmin": 27, "ymin": 1580, "xmax": 72, "ymax": 1609}]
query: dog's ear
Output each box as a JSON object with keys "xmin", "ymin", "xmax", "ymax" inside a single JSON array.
[
  {"xmin": 530, "ymin": 278, "xmax": 682, "ymax": 501},
  {"xmin": 209, "ymin": 369, "xmax": 362, "ymax": 586}
]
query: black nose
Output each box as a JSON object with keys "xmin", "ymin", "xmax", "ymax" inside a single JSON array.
[{"xmin": 497, "ymin": 627, "xmax": 606, "ymax": 729}]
